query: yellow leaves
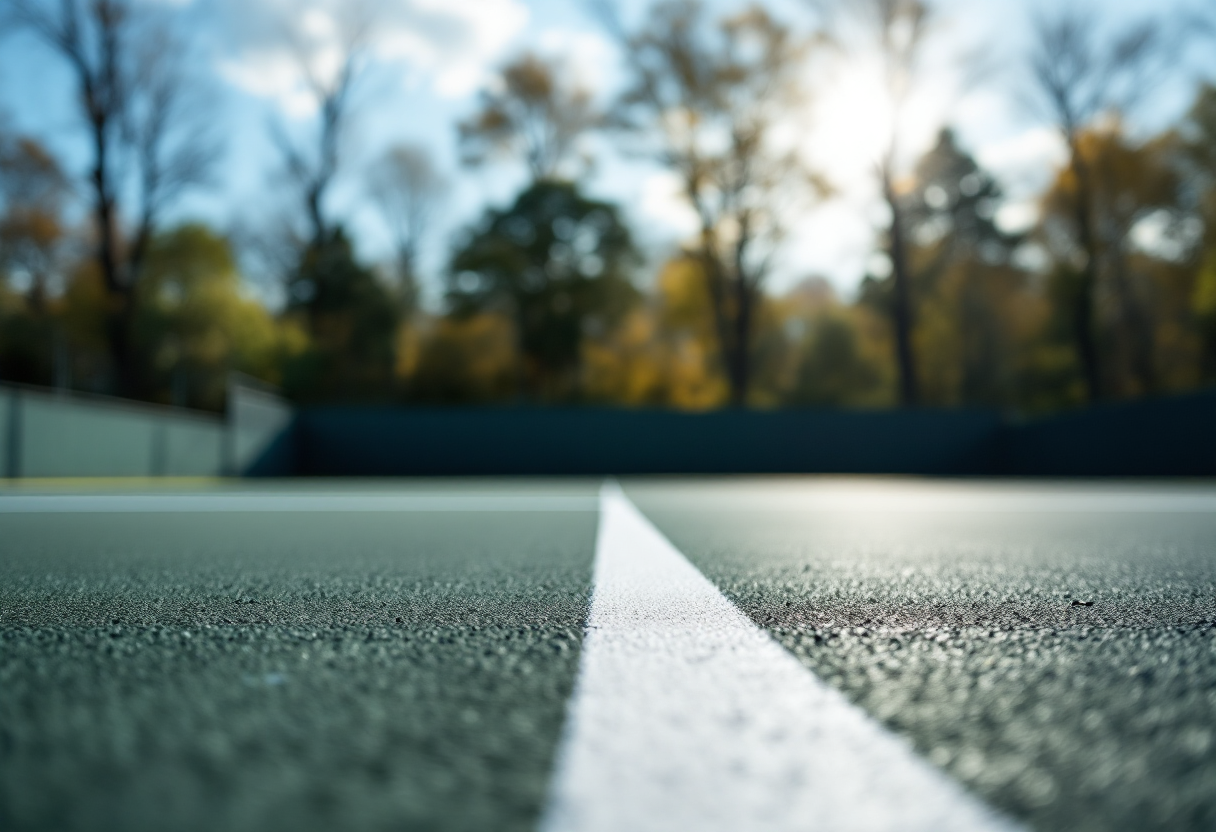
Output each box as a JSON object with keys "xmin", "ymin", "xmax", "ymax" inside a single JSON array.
[
  {"xmin": 657, "ymin": 255, "xmax": 716, "ymax": 334},
  {"xmin": 501, "ymin": 53, "xmax": 557, "ymax": 103},
  {"xmin": 1033, "ymin": 120, "xmax": 1209, "ymax": 399},
  {"xmin": 581, "ymin": 311, "xmax": 666, "ymax": 405},
  {"xmin": 0, "ymin": 134, "xmax": 69, "ymax": 292},
  {"xmin": 60, "ymin": 263, "xmax": 110, "ymax": 351},
  {"xmin": 1042, "ymin": 122, "xmax": 1178, "ymax": 238},
  {"xmin": 0, "ymin": 207, "xmax": 64, "ymax": 250},
  {"xmin": 0, "ymin": 135, "xmax": 69, "ymax": 210},
  {"xmin": 582, "ymin": 308, "xmax": 729, "ymax": 409},
  {"xmin": 459, "ymin": 51, "xmax": 598, "ymax": 180},
  {"xmin": 666, "ymin": 336, "xmax": 730, "ymax": 409},
  {"xmin": 584, "ymin": 257, "xmax": 896, "ymax": 409},
  {"xmin": 408, "ymin": 313, "xmax": 518, "ymax": 403},
  {"xmin": 1194, "ymin": 250, "xmax": 1216, "ymax": 316},
  {"xmin": 578, "ymin": 254, "xmax": 731, "ymax": 408},
  {"xmin": 128, "ymin": 225, "xmax": 300, "ymax": 391},
  {"xmin": 395, "ymin": 322, "xmax": 423, "ymax": 381}
]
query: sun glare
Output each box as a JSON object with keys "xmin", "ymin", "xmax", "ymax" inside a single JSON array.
[
  {"xmin": 809, "ymin": 62, "xmax": 895, "ymax": 188},
  {"xmin": 806, "ymin": 53, "xmax": 958, "ymax": 196}
]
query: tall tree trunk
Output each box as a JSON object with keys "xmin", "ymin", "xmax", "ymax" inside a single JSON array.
[
  {"xmin": 1109, "ymin": 243, "xmax": 1157, "ymax": 395},
  {"xmin": 105, "ymin": 291, "xmax": 138, "ymax": 398},
  {"xmin": 883, "ymin": 168, "xmax": 919, "ymax": 407},
  {"xmin": 959, "ymin": 273, "xmax": 993, "ymax": 406},
  {"xmin": 1068, "ymin": 149, "xmax": 1103, "ymax": 403},
  {"xmin": 699, "ymin": 250, "xmax": 751, "ymax": 407},
  {"xmin": 728, "ymin": 276, "xmax": 753, "ymax": 407},
  {"xmin": 88, "ymin": 110, "xmax": 139, "ymax": 397}
]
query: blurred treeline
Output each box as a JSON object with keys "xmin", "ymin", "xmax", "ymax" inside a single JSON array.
[{"xmin": 1, "ymin": 0, "xmax": 1214, "ymax": 412}]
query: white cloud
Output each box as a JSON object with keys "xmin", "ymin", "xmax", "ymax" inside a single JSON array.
[
  {"xmin": 376, "ymin": 0, "xmax": 530, "ymax": 97},
  {"xmin": 217, "ymin": 0, "xmax": 529, "ymax": 114},
  {"xmin": 637, "ymin": 172, "xmax": 700, "ymax": 240},
  {"xmin": 976, "ymin": 127, "xmax": 1066, "ymax": 189},
  {"xmin": 534, "ymin": 27, "xmax": 621, "ymax": 98},
  {"xmin": 219, "ymin": 53, "xmax": 321, "ymax": 119}
]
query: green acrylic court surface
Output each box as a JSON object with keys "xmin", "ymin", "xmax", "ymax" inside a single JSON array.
[{"xmin": 1, "ymin": 479, "xmax": 1214, "ymax": 832}]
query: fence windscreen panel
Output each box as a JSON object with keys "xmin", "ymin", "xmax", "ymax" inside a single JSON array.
[
  {"xmin": 1, "ymin": 386, "xmax": 226, "ymax": 478},
  {"xmin": 1, "ymin": 387, "xmax": 11, "ymax": 477},
  {"xmin": 228, "ymin": 384, "xmax": 294, "ymax": 476}
]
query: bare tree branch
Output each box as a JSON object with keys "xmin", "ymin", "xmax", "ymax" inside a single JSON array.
[
  {"xmin": 606, "ymin": 0, "xmax": 821, "ymax": 404},
  {"xmin": 460, "ymin": 52, "xmax": 602, "ymax": 182},
  {"xmin": 369, "ymin": 144, "xmax": 446, "ymax": 312},
  {"xmin": 5, "ymin": 0, "xmax": 219, "ymax": 395},
  {"xmin": 266, "ymin": 5, "xmax": 373, "ymax": 247},
  {"xmin": 813, "ymin": 0, "xmax": 942, "ymax": 406},
  {"xmin": 1026, "ymin": 6, "xmax": 1175, "ymax": 402}
]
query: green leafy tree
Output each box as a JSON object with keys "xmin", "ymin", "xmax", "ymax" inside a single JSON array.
[
  {"xmin": 787, "ymin": 314, "xmax": 886, "ymax": 406},
  {"xmin": 1179, "ymin": 85, "xmax": 1216, "ymax": 379},
  {"xmin": 902, "ymin": 129, "xmax": 1028, "ymax": 406},
  {"xmin": 1039, "ymin": 125, "xmax": 1183, "ymax": 398},
  {"xmin": 135, "ymin": 224, "xmax": 303, "ymax": 410},
  {"xmin": 0, "ymin": 133, "xmax": 70, "ymax": 312},
  {"xmin": 407, "ymin": 313, "xmax": 519, "ymax": 404},
  {"xmin": 1026, "ymin": 8, "xmax": 1172, "ymax": 401},
  {"xmin": 285, "ymin": 229, "xmax": 399, "ymax": 401},
  {"xmin": 447, "ymin": 180, "xmax": 639, "ymax": 401},
  {"xmin": 0, "ymin": 131, "xmax": 71, "ymax": 386},
  {"xmin": 9, "ymin": 0, "xmax": 219, "ymax": 396},
  {"xmin": 903, "ymin": 130, "xmax": 1021, "ymax": 271},
  {"xmin": 780, "ymin": 278, "xmax": 891, "ymax": 407}
]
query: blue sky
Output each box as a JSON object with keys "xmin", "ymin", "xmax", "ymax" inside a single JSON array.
[{"xmin": 0, "ymin": 0, "xmax": 1210, "ymax": 307}]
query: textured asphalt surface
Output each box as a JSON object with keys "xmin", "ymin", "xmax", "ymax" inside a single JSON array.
[
  {"xmin": 628, "ymin": 479, "xmax": 1216, "ymax": 832},
  {"xmin": 2, "ymin": 478, "xmax": 1215, "ymax": 832},
  {"xmin": 0, "ymin": 483, "xmax": 597, "ymax": 832}
]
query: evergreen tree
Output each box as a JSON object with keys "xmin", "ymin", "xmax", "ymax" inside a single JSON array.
[{"xmin": 448, "ymin": 181, "xmax": 639, "ymax": 401}]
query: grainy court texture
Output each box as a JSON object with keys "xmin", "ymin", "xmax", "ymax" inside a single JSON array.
[{"xmin": 1, "ymin": 478, "xmax": 1214, "ymax": 832}]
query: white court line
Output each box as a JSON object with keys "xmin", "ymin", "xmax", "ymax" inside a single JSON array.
[
  {"xmin": 0, "ymin": 494, "xmax": 597, "ymax": 513},
  {"xmin": 630, "ymin": 490, "xmax": 1216, "ymax": 514},
  {"xmin": 540, "ymin": 483, "xmax": 1024, "ymax": 832}
]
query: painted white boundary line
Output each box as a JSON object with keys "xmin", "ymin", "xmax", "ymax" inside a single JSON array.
[
  {"xmin": 540, "ymin": 483, "xmax": 1023, "ymax": 832},
  {"xmin": 0, "ymin": 494, "xmax": 597, "ymax": 513},
  {"xmin": 624, "ymin": 486, "xmax": 1216, "ymax": 514}
]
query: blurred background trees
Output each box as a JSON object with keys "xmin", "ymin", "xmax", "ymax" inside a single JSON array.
[
  {"xmin": 447, "ymin": 181, "xmax": 639, "ymax": 401},
  {"xmin": 459, "ymin": 52, "xmax": 601, "ymax": 183},
  {"xmin": 369, "ymin": 144, "xmax": 446, "ymax": 320},
  {"xmin": 1026, "ymin": 8, "xmax": 1173, "ymax": 403},
  {"xmin": 605, "ymin": 0, "xmax": 824, "ymax": 405},
  {"xmin": 1178, "ymin": 85, "xmax": 1216, "ymax": 381},
  {"xmin": 888, "ymin": 129, "xmax": 1029, "ymax": 408},
  {"xmin": 0, "ymin": 132, "xmax": 70, "ymax": 386},
  {"xmin": 7, "ymin": 0, "xmax": 219, "ymax": 398},
  {"xmin": 815, "ymin": 0, "xmax": 940, "ymax": 407},
  {"xmin": 0, "ymin": 0, "xmax": 1213, "ymax": 415},
  {"xmin": 135, "ymin": 225, "xmax": 303, "ymax": 410}
]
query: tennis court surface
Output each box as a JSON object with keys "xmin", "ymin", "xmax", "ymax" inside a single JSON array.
[{"xmin": 2, "ymin": 478, "xmax": 1215, "ymax": 831}]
